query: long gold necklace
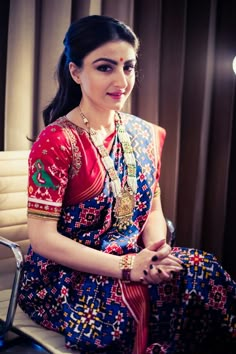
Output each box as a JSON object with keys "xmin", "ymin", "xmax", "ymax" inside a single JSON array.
[{"xmin": 78, "ymin": 106, "xmax": 137, "ymax": 231}]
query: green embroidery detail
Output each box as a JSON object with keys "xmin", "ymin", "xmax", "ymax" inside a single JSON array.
[{"xmin": 32, "ymin": 159, "xmax": 58, "ymax": 190}]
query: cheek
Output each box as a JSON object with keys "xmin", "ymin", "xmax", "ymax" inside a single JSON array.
[
  {"xmin": 81, "ymin": 79, "xmax": 99, "ymax": 94},
  {"xmin": 128, "ymin": 76, "xmax": 135, "ymax": 90},
  {"xmin": 91, "ymin": 76, "xmax": 109, "ymax": 90}
]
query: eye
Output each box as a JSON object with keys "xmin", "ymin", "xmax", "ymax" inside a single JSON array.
[
  {"xmin": 96, "ymin": 65, "xmax": 113, "ymax": 72},
  {"xmin": 124, "ymin": 64, "xmax": 136, "ymax": 73}
]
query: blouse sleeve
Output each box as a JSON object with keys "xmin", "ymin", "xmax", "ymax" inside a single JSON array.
[
  {"xmin": 27, "ymin": 123, "xmax": 72, "ymax": 220},
  {"xmin": 153, "ymin": 125, "xmax": 166, "ymax": 193}
]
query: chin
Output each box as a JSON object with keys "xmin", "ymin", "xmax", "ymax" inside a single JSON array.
[{"xmin": 110, "ymin": 101, "xmax": 126, "ymax": 111}]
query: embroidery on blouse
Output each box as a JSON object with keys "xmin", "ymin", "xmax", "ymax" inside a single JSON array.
[
  {"xmin": 32, "ymin": 159, "xmax": 59, "ymax": 190},
  {"xmin": 55, "ymin": 117, "xmax": 82, "ymax": 178}
]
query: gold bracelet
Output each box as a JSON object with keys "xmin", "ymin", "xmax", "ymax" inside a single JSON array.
[
  {"xmin": 119, "ymin": 254, "xmax": 135, "ymax": 283},
  {"xmin": 154, "ymin": 185, "xmax": 161, "ymax": 198}
]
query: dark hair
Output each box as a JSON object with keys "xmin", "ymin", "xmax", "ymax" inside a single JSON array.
[{"xmin": 43, "ymin": 15, "xmax": 139, "ymax": 126}]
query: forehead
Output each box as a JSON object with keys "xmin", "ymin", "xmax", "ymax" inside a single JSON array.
[{"xmin": 84, "ymin": 40, "xmax": 136, "ymax": 62}]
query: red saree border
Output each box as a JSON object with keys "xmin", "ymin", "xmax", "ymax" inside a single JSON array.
[
  {"xmin": 119, "ymin": 280, "xmax": 150, "ymax": 354},
  {"xmin": 63, "ymin": 120, "xmax": 115, "ymax": 205},
  {"xmin": 68, "ymin": 165, "xmax": 106, "ymax": 204}
]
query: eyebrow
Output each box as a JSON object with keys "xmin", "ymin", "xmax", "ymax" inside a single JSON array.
[{"xmin": 92, "ymin": 58, "xmax": 136, "ymax": 65}]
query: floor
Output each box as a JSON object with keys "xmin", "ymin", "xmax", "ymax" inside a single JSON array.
[
  {"xmin": 0, "ymin": 332, "xmax": 49, "ymax": 353},
  {"xmin": 1, "ymin": 342, "xmax": 48, "ymax": 353}
]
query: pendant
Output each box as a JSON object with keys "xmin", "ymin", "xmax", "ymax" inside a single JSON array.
[{"xmin": 114, "ymin": 188, "xmax": 135, "ymax": 231}]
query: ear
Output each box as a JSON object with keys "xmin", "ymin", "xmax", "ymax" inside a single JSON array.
[{"xmin": 69, "ymin": 62, "xmax": 81, "ymax": 84}]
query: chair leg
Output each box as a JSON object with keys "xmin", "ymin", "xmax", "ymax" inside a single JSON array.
[{"xmin": 166, "ymin": 218, "xmax": 176, "ymax": 247}]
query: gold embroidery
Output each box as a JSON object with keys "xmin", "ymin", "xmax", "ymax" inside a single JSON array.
[{"xmin": 54, "ymin": 117, "xmax": 82, "ymax": 178}]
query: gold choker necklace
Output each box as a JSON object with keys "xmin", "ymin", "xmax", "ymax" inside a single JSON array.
[{"xmin": 78, "ymin": 106, "xmax": 137, "ymax": 231}]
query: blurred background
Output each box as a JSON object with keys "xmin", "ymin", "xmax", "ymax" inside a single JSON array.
[{"xmin": 0, "ymin": 0, "xmax": 235, "ymax": 278}]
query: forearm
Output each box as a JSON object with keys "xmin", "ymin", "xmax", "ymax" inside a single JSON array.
[
  {"xmin": 28, "ymin": 216, "xmax": 180, "ymax": 285},
  {"xmin": 142, "ymin": 210, "xmax": 167, "ymax": 247},
  {"xmin": 28, "ymin": 218, "xmax": 122, "ymax": 279},
  {"xmin": 142, "ymin": 197, "xmax": 167, "ymax": 248}
]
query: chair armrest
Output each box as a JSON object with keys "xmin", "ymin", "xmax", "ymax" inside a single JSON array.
[
  {"xmin": 0, "ymin": 236, "xmax": 24, "ymax": 336},
  {"xmin": 166, "ymin": 219, "xmax": 176, "ymax": 247}
]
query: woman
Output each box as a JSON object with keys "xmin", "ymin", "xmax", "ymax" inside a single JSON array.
[{"xmin": 18, "ymin": 15, "xmax": 236, "ymax": 353}]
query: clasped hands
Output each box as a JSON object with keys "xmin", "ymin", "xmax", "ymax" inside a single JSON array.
[{"xmin": 131, "ymin": 239, "xmax": 183, "ymax": 284}]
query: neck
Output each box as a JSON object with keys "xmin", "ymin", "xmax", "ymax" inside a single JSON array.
[
  {"xmin": 78, "ymin": 104, "xmax": 116, "ymax": 131},
  {"xmin": 78, "ymin": 105, "xmax": 117, "ymax": 138}
]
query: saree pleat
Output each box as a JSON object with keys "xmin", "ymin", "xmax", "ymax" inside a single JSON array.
[{"xmin": 120, "ymin": 281, "xmax": 149, "ymax": 354}]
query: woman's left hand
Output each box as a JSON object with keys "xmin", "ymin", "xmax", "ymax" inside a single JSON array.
[{"xmin": 140, "ymin": 240, "xmax": 183, "ymax": 284}]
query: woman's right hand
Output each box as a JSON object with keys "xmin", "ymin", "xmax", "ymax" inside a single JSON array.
[{"xmin": 130, "ymin": 239, "xmax": 183, "ymax": 284}]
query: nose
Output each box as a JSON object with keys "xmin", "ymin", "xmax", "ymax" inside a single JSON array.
[{"xmin": 114, "ymin": 69, "xmax": 128, "ymax": 88}]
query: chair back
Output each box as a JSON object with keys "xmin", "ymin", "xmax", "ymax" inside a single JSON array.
[{"xmin": 0, "ymin": 150, "xmax": 29, "ymax": 290}]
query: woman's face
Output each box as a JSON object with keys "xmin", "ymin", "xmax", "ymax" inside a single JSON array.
[{"xmin": 73, "ymin": 40, "xmax": 137, "ymax": 112}]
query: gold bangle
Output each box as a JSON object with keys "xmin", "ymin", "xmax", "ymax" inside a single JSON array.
[
  {"xmin": 119, "ymin": 255, "xmax": 135, "ymax": 283},
  {"xmin": 154, "ymin": 185, "xmax": 161, "ymax": 198}
]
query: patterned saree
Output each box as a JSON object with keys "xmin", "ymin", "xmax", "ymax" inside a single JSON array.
[{"xmin": 18, "ymin": 114, "xmax": 236, "ymax": 353}]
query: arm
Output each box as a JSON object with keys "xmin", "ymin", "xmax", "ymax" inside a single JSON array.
[
  {"xmin": 139, "ymin": 194, "xmax": 183, "ymax": 284},
  {"xmin": 28, "ymin": 217, "xmax": 122, "ymax": 279},
  {"xmin": 141, "ymin": 125, "xmax": 168, "ymax": 248},
  {"xmin": 28, "ymin": 216, "xmax": 174, "ymax": 283},
  {"xmin": 141, "ymin": 193, "xmax": 167, "ymax": 248}
]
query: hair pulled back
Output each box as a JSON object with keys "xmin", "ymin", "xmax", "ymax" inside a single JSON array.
[{"xmin": 43, "ymin": 15, "xmax": 139, "ymax": 126}]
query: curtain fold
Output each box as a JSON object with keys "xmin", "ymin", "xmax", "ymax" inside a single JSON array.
[
  {"xmin": 35, "ymin": 0, "xmax": 72, "ymax": 133},
  {"xmin": 1, "ymin": 0, "xmax": 235, "ymax": 277},
  {"xmin": 71, "ymin": 0, "xmax": 101, "ymax": 21},
  {"xmin": 0, "ymin": 0, "xmax": 10, "ymax": 151},
  {"xmin": 202, "ymin": 0, "xmax": 236, "ymax": 269},
  {"xmin": 157, "ymin": 0, "xmax": 187, "ymax": 224},
  {"xmin": 4, "ymin": 0, "xmax": 36, "ymax": 150},
  {"xmin": 176, "ymin": 0, "xmax": 215, "ymax": 249},
  {"xmin": 132, "ymin": 0, "xmax": 162, "ymax": 124}
]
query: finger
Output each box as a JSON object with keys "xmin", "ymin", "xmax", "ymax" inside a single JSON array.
[
  {"xmin": 142, "ymin": 265, "xmax": 161, "ymax": 284},
  {"xmin": 152, "ymin": 266, "xmax": 183, "ymax": 282},
  {"xmin": 147, "ymin": 264, "xmax": 164, "ymax": 284},
  {"xmin": 144, "ymin": 265, "xmax": 175, "ymax": 284},
  {"xmin": 148, "ymin": 264, "xmax": 161, "ymax": 282},
  {"xmin": 139, "ymin": 276, "xmax": 148, "ymax": 285},
  {"xmin": 154, "ymin": 261, "xmax": 183, "ymax": 271},
  {"xmin": 155, "ymin": 244, "xmax": 171, "ymax": 260},
  {"xmin": 141, "ymin": 269, "xmax": 152, "ymax": 284},
  {"xmin": 157, "ymin": 258, "xmax": 183, "ymax": 267},
  {"xmin": 163, "ymin": 265, "xmax": 183, "ymax": 272},
  {"xmin": 156, "ymin": 266, "xmax": 170, "ymax": 279},
  {"xmin": 150, "ymin": 264, "xmax": 170, "ymax": 280},
  {"xmin": 147, "ymin": 239, "xmax": 166, "ymax": 252},
  {"xmin": 167, "ymin": 254, "xmax": 183, "ymax": 265}
]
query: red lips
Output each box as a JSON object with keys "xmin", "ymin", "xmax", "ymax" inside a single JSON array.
[{"xmin": 107, "ymin": 91, "xmax": 125, "ymax": 99}]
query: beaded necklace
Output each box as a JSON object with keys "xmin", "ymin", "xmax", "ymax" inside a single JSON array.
[{"xmin": 78, "ymin": 106, "xmax": 137, "ymax": 231}]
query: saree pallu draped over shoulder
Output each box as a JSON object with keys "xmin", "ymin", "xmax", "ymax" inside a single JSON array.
[{"xmin": 18, "ymin": 113, "xmax": 236, "ymax": 353}]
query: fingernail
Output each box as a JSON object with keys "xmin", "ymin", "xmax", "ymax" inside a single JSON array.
[
  {"xmin": 152, "ymin": 255, "xmax": 158, "ymax": 262},
  {"xmin": 143, "ymin": 270, "xmax": 148, "ymax": 275},
  {"xmin": 174, "ymin": 266, "xmax": 184, "ymax": 271},
  {"xmin": 149, "ymin": 264, "xmax": 153, "ymax": 269},
  {"xmin": 157, "ymin": 268, "xmax": 162, "ymax": 273}
]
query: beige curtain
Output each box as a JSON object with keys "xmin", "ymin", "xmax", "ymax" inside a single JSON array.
[
  {"xmin": 4, "ymin": 0, "xmax": 36, "ymax": 150},
  {"xmin": 1, "ymin": 0, "xmax": 236, "ymax": 278}
]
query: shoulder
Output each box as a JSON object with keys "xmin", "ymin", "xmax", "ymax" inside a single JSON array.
[
  {"xmin": 120, "ymin": 112, "xmax": 166, "ymax": 143},
  {"xmin": 30, "ymin": 117, "xmax": 80, "ymax": 163},
  {"xmin": 36, "ymin": 117, "xmax": 76, "ymax": 142},
  {"xmin": 33, "ymin": 116, "xmax": 86, "ymax": 149}
]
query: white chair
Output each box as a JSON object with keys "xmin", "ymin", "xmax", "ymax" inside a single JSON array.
[{"xmin": 0, "ymin": 150, "xmax": 72, "ymax": 353}]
